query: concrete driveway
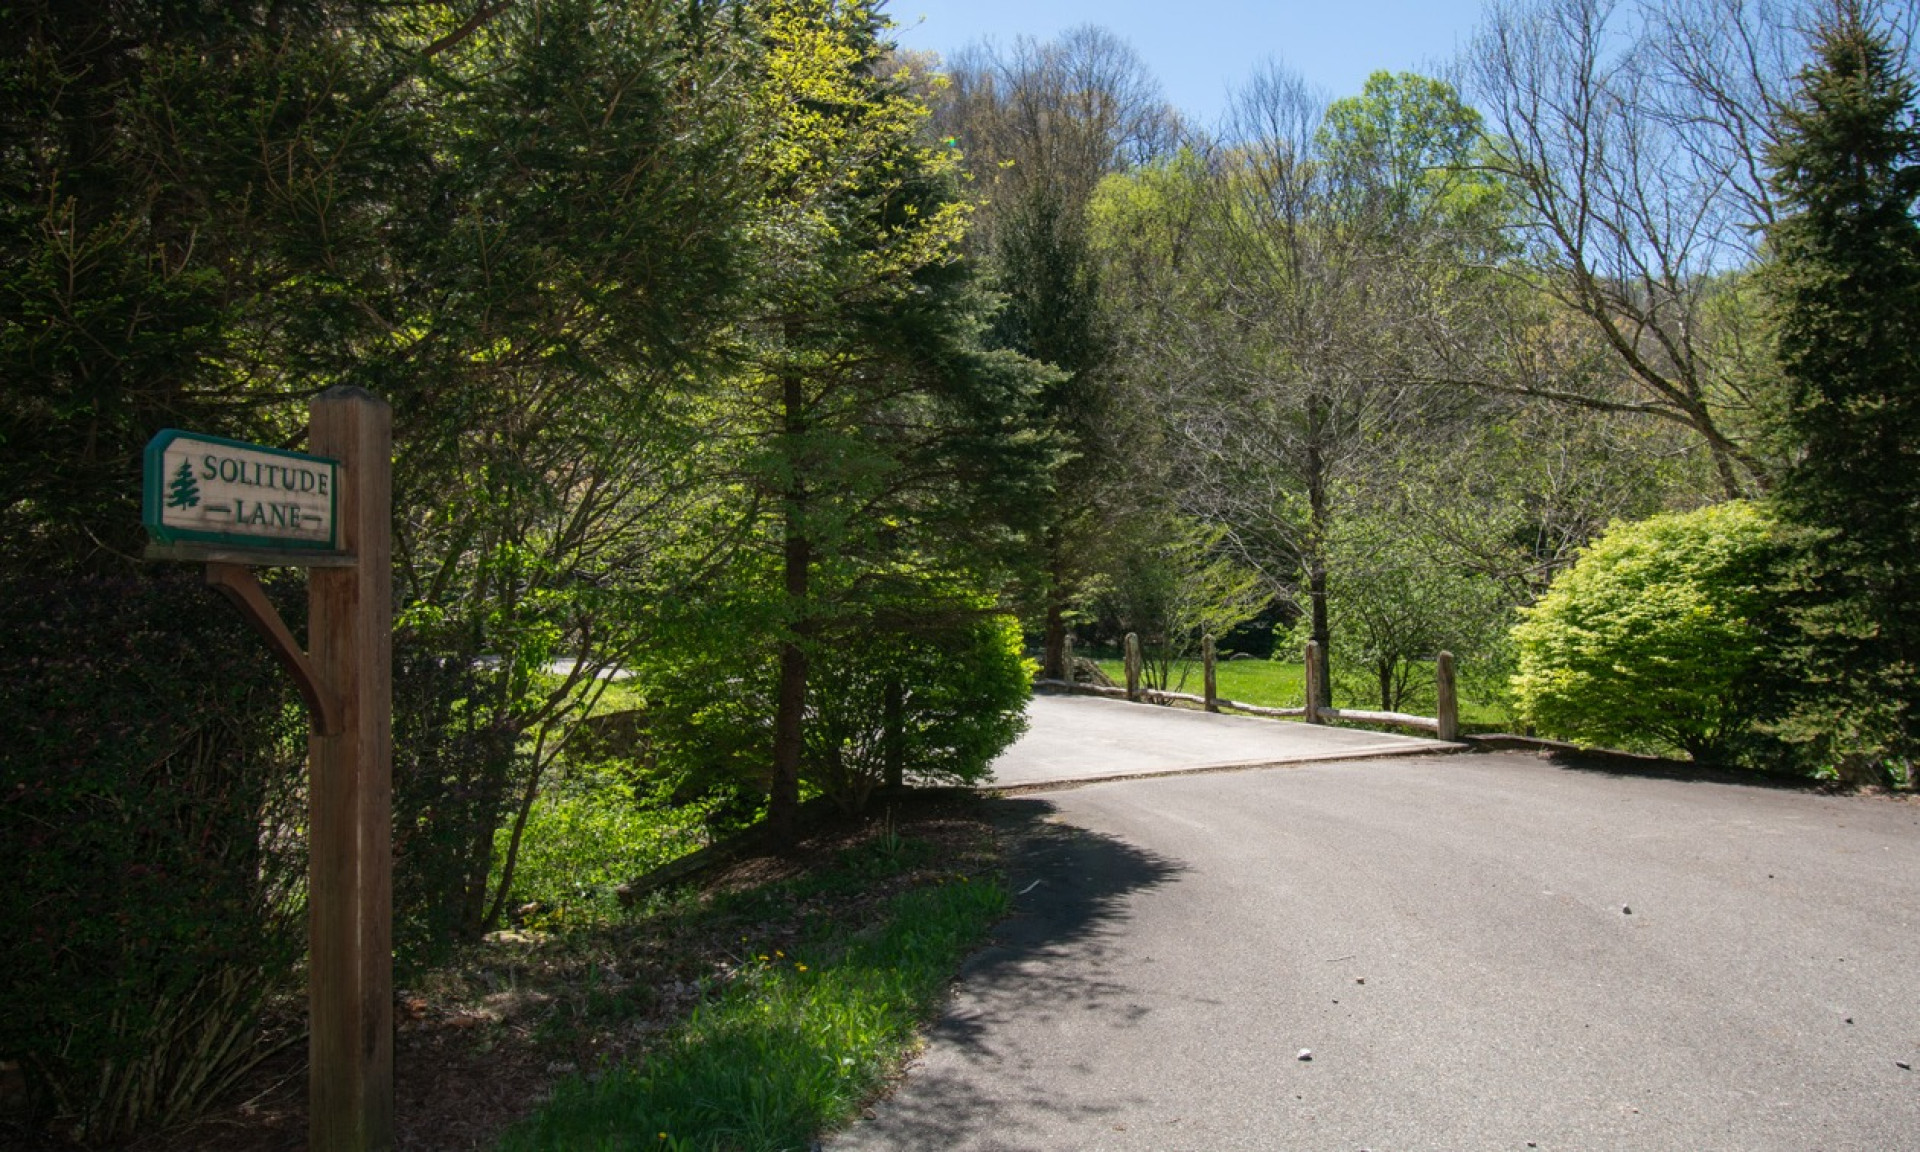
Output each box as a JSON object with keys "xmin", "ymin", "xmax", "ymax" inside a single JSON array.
[
  {"xmin": 989, "ymin": 694, "xmax": 1455, "ymax": 788},
  {"xmin": 837, "ymin": 753, "xmax": 1920, "ymax": 1151}
]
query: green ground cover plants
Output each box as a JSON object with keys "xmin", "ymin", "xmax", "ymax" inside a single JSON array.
[
  {"xmin": 491, "ymin": 764, "xmax": 715, "ymax": 927},
  {"xmin": 496, "ymin": 807, "xmax": 1008, "ymax": 1152},
  {"xmin": 117, "ymin": 798, "xmax": 1006, "ymax": 1151}
]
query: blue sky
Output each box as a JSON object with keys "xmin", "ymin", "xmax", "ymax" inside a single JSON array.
[{"xmin": 885, "ymin": 0, "xmax": 1493, "ymax": 127}]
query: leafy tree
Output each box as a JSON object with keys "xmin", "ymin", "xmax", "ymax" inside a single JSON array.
[
  {"xmin": 380, "ymin": 0, "xmax": 762, "ymax": 941},
  {"xmin": 1386, "ymin": 388, "xmax": 1717, "ymax": 606},
  {"xmin": 1764, "ymin": 0, "xmax": 1920, "ymax": 779},
  {"xmin": 1511, "ymin": 501, "xmax": 1784, "ymax": 760},
  {"xmin": 1319, "ymin": 70, "xmax": 1513, "ymax": 252},
  {"xmin": 1317, "ymin": 510, "xmax": 1517, "ymax": 713},
  {"xmin": 1090, "ymin": 515, "xmax": 1268, "ymax": 692},
  {"xmin": 0, "ymin": 0, "xmax": 420, "ymax": 569},
  {"xmin": 1106, "ymin": 68, "xmax": 1498, "ymax": 706}
]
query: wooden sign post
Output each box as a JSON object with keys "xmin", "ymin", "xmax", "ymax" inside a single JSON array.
[
  {"xmin": 306, "ymin": 389, "xmax": 393, "ymax": 1152},
  {"xmin": 143, "ymin": 386, "xmax": 393, "ymax": 1152}
]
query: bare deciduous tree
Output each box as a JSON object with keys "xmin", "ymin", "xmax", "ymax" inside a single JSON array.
[
  {"xmin": 1463, "ymin": 0, "xmax": 1914, "ymax": 495},
  {"xmin": 1122, "ymin": 67, "xmax": 1497, "ymax": 705}
]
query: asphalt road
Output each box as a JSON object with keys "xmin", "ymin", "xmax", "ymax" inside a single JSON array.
[
  {"xmin": 836, "ymin": 752, "xmax": 1920, "ymax": 1151},
  {"xmin": 989, "ymin": 694, "xmax": 1455, "ymax": 788}
]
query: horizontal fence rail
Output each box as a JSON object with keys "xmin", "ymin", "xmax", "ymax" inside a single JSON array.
[{"xmin": 1040, "ymin": 637, "xmax": 1460, "ymax": 742}]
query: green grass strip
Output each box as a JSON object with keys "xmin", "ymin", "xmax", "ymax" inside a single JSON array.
[{"xmin": 499, "ymin": 875, "xmax": 1009, "ymax": 1152}]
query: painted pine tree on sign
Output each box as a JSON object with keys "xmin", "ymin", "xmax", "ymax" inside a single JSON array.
[{"xmin": 166, "ymin": 460, "xmax": 200, "ymax": 509}]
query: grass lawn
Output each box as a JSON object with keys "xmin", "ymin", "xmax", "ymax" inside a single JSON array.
[
  {"xmin": 1092, "ymin": 658, "xmax": 1514, "ymax": 730},
  {"xmin": 1108, "ymin": 656, "xmax": 1308, "ymax": 706}
]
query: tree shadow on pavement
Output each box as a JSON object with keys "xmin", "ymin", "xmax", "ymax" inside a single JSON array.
[
  {"xmin": 1528, "ymin": 748, "xmax": 1846, "ymax": 794},
  {"xmin": 833, "ymin": 796, "xmax": 1187, "ymax": 1150},
  {"xmin": 1466, "ymin": 734, "xmax": 1860, "ymax": 793}
]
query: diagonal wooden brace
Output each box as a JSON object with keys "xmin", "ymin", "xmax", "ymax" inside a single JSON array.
[{"xmin": 205, "ymin": 562, "xmax": 343, "ymax": 736}]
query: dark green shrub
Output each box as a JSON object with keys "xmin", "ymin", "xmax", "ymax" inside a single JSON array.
[
  {"xmin": 803, "ymin": 612, "xmax": 1033, "ymax": 811},
  {"xmin": 638, "ymin": 602, "xmax": 1032, "ymax": 817},
  {"xmin": 1510, "ymin": 502, "xmax": 1786, "ymax": 761},
  {"xmin": 0, "ymin": 571, "xmax": 306, "ymax": 1141}
]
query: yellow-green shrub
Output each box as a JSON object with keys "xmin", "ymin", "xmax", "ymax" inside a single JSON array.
[{"xmin": 1511, "ymin": 502, "xmax": 1785, "ymax": 761}]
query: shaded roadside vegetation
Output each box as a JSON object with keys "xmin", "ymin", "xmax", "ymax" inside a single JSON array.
[
  {"xmin": 109, "ymin": 796, "xmax": 1007, "ymax": 1152},
  {"xmin": 500, "ymin": 866, "xmax": 1004, "ymax": 1150}
]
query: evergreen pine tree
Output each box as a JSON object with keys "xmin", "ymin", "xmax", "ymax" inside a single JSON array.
[
  {"xmin": 1765, "ymin": 0, "xmax": 1920, "ymax": 776},
  {"xmin": 737, "ymin": 0, "xmax": 1052, "ymax": 844}
]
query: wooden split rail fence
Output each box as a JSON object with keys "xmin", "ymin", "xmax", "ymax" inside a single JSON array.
[{"xmin": 1036, "ymin": 634, "xmax": 1460, "ymax": 742}]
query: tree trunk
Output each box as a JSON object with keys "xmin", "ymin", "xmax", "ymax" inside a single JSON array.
[
  {"xmin": 1041, "ymin": 528, "xmax": 1068, "ymax": 680},
  {"xmin": 1305, "ymin": 384, "xmax": 1333, "ymax": 710},
  {"xmin": 1043, "ymin": 598, "xmax": 1067, "ymax": 681},
  {"xmin": 1709, "ymin": 441, "xmax": 1744, "ymax": 501},
  {"xmin": 771, "ymin": 627, "xmax": 807, "ymax": 847},
  {"xmin": 883, "ymin": 677, "xmax": 905, "ymax": 790},
  {"xmin": 770, "ymin": 368, "xmax": 810, "ymax": 850}
]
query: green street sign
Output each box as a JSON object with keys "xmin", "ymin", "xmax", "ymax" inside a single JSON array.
[{"xmin": 143, "ymin": 429, "xmax": 340, "ymax": 551}]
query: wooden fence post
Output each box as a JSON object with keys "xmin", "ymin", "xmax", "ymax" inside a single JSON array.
[
  {"xmin": 1303, "ymin": 639, "xmax": 1323, "ymax": 724},
  {"xmin": 307, "ymin": 387, "xmax": 393, "ymax": 1152},
  {"xmin": 1435, "ymin": 651, "xmax": 1459, "ymax": 742},
  {"xmin": 1202, "ymin": 634, "xmax": 1219, "ymax": 713},
  {"xmin": 1062, "ymin": 634, "xmax": 1075, "ymax": 681},
  {"xmin": 1124, "ymin": 632, "xmax": 1142, "ymax": 702}
]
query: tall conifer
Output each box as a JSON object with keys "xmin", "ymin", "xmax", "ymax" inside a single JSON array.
[{"xmin": 1765, "ymin": 0, "xmax": 1920, "ymax": 773}]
